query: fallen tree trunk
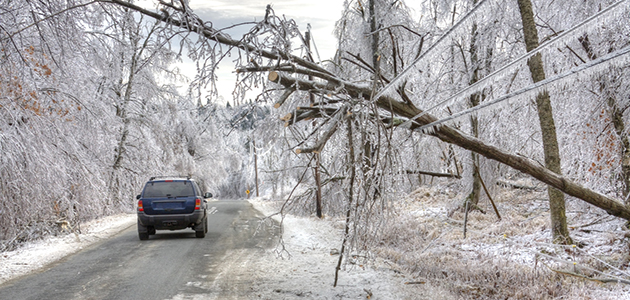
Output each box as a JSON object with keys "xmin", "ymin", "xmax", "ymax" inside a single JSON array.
[
  {"xmin": 268, "ymin": 71, "xmax": 630, "ymax": 221},
  {"xmin": 496, "ymin": 179, "xmax": 541, "ymax": 190}
]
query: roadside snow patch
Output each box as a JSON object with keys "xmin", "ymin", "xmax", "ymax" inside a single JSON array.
[{"xmin": 242, "ymin": 197, "xmax": 450, "ymax": 299}]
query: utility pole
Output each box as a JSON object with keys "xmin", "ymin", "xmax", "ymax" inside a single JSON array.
[{"xmin": 253, "ymin": 139, "xmax": 259, "ymax": 197}]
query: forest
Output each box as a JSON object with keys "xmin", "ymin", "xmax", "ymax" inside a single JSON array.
[{"xmin": 2, "ymin": 0, "xmax": 630, "ymax": 298}]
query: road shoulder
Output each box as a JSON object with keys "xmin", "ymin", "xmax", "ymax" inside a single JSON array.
[
  {"xmin": 0, "ymin": 213, "xmax": 136, "ymax": 286},
  {"xmin": 198, "ymin": 197, "xmax": 442, "ymax": 299}
]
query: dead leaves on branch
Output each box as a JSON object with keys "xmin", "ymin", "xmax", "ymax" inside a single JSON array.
[{"xmin": 1, "ymin": 46, "xmax": 80, "ymax": 123}]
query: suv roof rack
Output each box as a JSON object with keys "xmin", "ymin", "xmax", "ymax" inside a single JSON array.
[{"xmin": 149, "ymin": 175, "xmax": 192, "ymax": 181}]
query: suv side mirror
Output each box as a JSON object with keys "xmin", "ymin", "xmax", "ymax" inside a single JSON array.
[
  {"xmin": 204, "ymin": 192, "xmax": 213, "ymax": 198},
  {"xmin": 136, "ymin": 195, "xmax": 141, "ymax": 200}
]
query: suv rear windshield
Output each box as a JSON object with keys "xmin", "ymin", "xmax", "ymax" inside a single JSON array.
[{"xmin": 143, "ymin": 181, "xmax": 195, "ymax": 198}]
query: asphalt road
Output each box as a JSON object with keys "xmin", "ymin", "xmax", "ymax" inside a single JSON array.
[{"xmin": 0, "ymin": 200, "xmax": 279, "ymax": 300}]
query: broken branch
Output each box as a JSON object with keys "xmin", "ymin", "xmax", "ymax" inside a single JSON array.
[
  {"xmin": 296, "ymin": 108, "xmax": 346, "ymax": 154},
  {"xmin": 274, "ymin": 88, "xmax": 295, "ymax": 108}
]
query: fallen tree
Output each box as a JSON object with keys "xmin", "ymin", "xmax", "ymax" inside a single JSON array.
[{"xmin": 265, "ymin": 71, "xmax": 630, "ymax": 221}]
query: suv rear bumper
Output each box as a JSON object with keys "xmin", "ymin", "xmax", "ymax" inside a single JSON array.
[{"xmin": 138, "ymin": 210, "xmax": 206, "ymax": 231}]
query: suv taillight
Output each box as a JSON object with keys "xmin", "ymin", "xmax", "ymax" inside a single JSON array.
[
  {"xmin": 195, "ymin": 198, "xmax": 201, "ymax": 210},
  {"xmin": 138, "ymin": 200, "xmax": 144, "ymax": 212}
]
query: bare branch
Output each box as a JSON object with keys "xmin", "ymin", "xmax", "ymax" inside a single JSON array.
[
  {"xmin": 403, "ymin": 170, "xmax": 461, "ymax": 179},
  {"xmin": 101, "ymin": 0, "xmax": 334, "ymax": 76}
]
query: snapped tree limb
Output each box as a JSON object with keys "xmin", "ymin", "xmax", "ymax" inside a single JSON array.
[
  {"xmin": 101, "ymin": 0, "xmax": 335, "ymax": 77},
  {"xmin": 274, "ymin": 88, "xmax": 295, "ymax": 108},
  {"xmin": 403, "ymin": 170, "xmax": 461, "ymax": 179}
]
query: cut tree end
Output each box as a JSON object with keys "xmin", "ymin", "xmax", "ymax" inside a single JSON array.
[{"xmin": 280, "ymin": 113, "xmax": 292, "ymax": 121}]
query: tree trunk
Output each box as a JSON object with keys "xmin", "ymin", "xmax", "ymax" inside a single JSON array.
[
  {"xmin": 334, "ymin": 116, "xmax": 356, "ymax": 287},
  {"xmin": 112, "ymin": 49, "xmax": 137, "ymax": 171},
  {"xmin": 368, "ymin": 0, "xmax": 380, "ymax": 74},
  {"xmin": 315, "ymin": 153, "xmax": 323, "ymax": 218},
  {"xmin": 253, "ymin": 139, "xmax": 259, "ymax": 197},
  {"xmin": 609, "ymin": 94, "xmax": 630, "ymax": 203},
  {"xmin": 517, "ymin": 0, "xmax": 572, "ymax": 244},
  {"xmin": 305, "ymin": 29, "xmax": 323, "ymax": 218},
  {"xmin": 468, "ymin": 18, "xmax": 481, "ymax": 210}
]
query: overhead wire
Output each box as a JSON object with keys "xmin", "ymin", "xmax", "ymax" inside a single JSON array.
[{"xmin": 399, "ymin": 0, "xmax": 628, "ymax": 130}]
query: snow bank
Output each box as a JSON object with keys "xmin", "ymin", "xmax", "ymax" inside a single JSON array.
[{"xmin": 374, "ymin": 185, "xmax": 630, "ymax": 299}]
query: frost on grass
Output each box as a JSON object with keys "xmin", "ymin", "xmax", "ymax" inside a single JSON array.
[{"xmin": 373, "ymin": 184, "xmax": 630, "ymax": 299}]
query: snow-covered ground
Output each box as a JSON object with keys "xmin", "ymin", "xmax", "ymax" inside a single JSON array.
[
  {"xmin": 239, "ymin": 198, "xmax": 446, "ymax": 299},
  {"xmin": 374, "ymin": 183, "xmax": 630, "ymax": 299}
]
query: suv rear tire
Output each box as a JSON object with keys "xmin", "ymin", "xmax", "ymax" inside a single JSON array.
[
  {"xmin": 138, "ymin": 220, "xmax": 149, "ymax": 240},
  {"xmin": 195, "ymin": 217, "xmax": 207, "ymax": 238}
]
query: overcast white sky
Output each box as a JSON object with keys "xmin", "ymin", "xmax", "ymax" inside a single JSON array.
[
  {"xmin": 191, "ymin": 0, "xmax": 342, "ymax": 60},
  {"xmin": 190, "ymin": 0, "xmax": 343, "ymax": 103},
  {"xmin": 139, "ymin": 0, "xmax": 344, "ymax": 104}
]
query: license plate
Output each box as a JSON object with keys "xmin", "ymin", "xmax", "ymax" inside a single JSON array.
[{"xmin": 163, "ymin": 221, "xmax": 177, "ymax": 226}]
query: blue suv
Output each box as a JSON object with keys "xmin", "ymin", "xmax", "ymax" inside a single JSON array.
[{"xmin": 136, "ymin": 176, "xmax": 212, "ymax": 240}]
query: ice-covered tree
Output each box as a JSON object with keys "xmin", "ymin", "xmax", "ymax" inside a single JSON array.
[{"xmin": 0, "ymin": 0, "xmax": 228, "ymax": 249}]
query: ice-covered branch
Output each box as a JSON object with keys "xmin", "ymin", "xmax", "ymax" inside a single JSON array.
[
  {"xmin": 267, "ymin": 68, "xmax": 630, "ymax": 220},
  {"xmin": 99, "ymin": 0, "xmax": 333, "ymax": 76},
  {"xmin": 295, "ymin": 108, "xmax": 347, "ymax": 154},
  {"xmin": 372, "ymin": 0, "xmax": 490, "ymax": 100}
]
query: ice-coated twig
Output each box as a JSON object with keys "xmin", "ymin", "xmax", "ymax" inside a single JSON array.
[
  {"xmin": 372, "ymin": 0, "xmax": 490, "ymax": 101},
  {"xmin": 548, "ymin": 267, "xmax": 630, "ymax": 285},
  {"xmin": 535, "ymin": 250, "xmax": 630, "ymax": 284}
]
